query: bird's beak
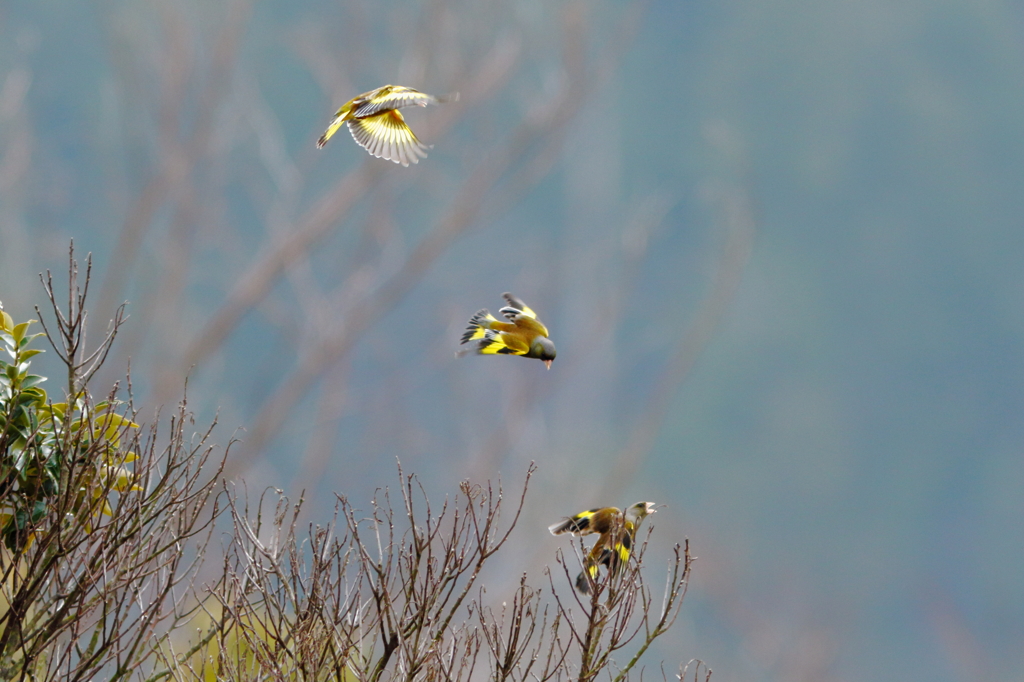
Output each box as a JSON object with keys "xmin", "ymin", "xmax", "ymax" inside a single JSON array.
[{"xmin": 544, "ymin": 360, "xmax": 553, "ymax": 370}]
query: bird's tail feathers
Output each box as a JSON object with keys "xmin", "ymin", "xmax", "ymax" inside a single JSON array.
[
  {"xmin": 460, "ymin": 309, "xmax": 497, "ymax": 344},
  {"xmin": 317, "ymin": 122, "xmax": 341, "ymax": 149}
]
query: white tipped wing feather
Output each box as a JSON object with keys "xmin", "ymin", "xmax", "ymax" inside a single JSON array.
[{"xmin": 346, "ymin": 112, "xmax": 431, "ymax": 166}]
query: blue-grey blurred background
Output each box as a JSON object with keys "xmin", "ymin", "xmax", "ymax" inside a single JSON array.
[{"xmin": 1, "ymin": 1, "xmax": 1022, "ymax": 680}]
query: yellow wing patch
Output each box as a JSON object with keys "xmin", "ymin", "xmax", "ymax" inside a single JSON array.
[
  {"xmin": 520, "ymin": 316, "xmax": 549, "ymax": 338},
  {"xmin": 518, "ymin": 303, "xmax": 538, "ymax": 318},
  {"xmin": 476, "ymin": 331, "xmax": 528, "ymax": 356}
]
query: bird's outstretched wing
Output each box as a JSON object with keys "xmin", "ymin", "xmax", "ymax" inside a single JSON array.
[
  {"xmin": 501, "ymin": 293, "xmax": 538, "ymax": 318},
  {"xmin": 319, "ymin": 85, "xmax": 455, "ymax": 156},
  {"xmin": 499, "ymin": 293, "xmax": 550, "ymax": 336},
  {"xmin": 347, "ymin": 111, "xmax": 432, "ymax": 167},
  {"xmin": 351, "ymin": 86, "xmax": 438, "ymax": 118},
  {"xmin": 548, "ymin": 507, "xmax": 619, "ymax": 536},
  {"xmin": 459, "ymin": 310, "xmax": 528, "ymax": 356}
]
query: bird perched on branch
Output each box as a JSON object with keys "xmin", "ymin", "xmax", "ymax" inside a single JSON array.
[
  {"xmin": 457, "ymin": 293, "xmax": 556, "ymax": 369},
  {"xmin": 549, "ymin": 501, "xmax": 656, "ymax": 594},
  {"xmin": 316, "ymin": 85, "xmax": 456, "ymax": 166}
]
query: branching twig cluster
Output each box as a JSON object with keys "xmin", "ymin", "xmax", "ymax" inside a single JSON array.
[
  {"xmin": 159, "ymin": 461, "xmax": 699, "ymax": 682},
  {"xmin": 34, "ymin": 245, "xmax": 126, "ymax": 402},
  {"xmin": 168, "ymin": 463, "xmax": 534, "ymax": 681},
  {"xmin": 0, "ymin": 247, "xmax": 228, "ymax": 681},
  {"xmin": 550, "ymin": 531, "xmax": 694, "ymax": 682}
]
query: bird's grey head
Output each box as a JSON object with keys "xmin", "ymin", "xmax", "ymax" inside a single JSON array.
[
  {"xmin": 532, "ymin": 333, "xmax": 557, "ymax": 360},
  {"xmin": 530, "ymin": 337, "xmax": 557, "ymax": 367},
  {"xmin": 625, "ymin": 501, "xmax": 656, "ymax": 524}
]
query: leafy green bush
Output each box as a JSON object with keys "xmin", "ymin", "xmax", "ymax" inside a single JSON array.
[
  {"xmin": 0, "ymin": 311, "xmax": 143, "ymax": 553},
  {"xmin": 0, "ymin": 312, "xmax": 53, "ymax": 553}
]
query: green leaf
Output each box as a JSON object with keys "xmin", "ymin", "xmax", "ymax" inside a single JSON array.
[
  {"xmin": 21, "ymin": 375, "xmax": 46, "ymax": 389},
  {"xmin": 11, "ymin": 321, "xmax": 32, "ymax": 345},
  {"xmin": 18, "ymin": 349, "xmax": 43, "ymax": 362},
  {"xmin": 19, "ymin": 332, "xmax": 45, "ymax": 349},
  {"xmin": 30, "ymin": 499, "xmax": 47, "ymax": 523},
  {"xmin": 3, "ymin": 512, "xmax": 26, "ymax": 552},
  {"xmin": 51, "ymin": 402, "xmax": 67, "ymax": 418},
  {"xmin": 94, "ymin": 412, "xmax": 139, "ymax": 431},
  {"xmin": 17, "ymin": 389, "xmax": 43, "ymax": 405},
  {"xmin": 11, "ymin": 442, "xmax": 30, "ymax": 472},
  {"xmin": 0, "ymin": 310, "xmax": 13, "ymax": 332}
]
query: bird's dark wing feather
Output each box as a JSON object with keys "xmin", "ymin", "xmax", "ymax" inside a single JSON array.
[{"xmin": 500, "ymin": 294, "xmax": 549, "ymax": 335}]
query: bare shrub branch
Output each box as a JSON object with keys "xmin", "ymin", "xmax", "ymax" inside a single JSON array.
[
  {"xmin": 0, "ymin": 247, "xmax": 228, "ymax": 681},
  {"xmin": 162, "ymin": 461, "xmax": 703, "ymax": 682}
]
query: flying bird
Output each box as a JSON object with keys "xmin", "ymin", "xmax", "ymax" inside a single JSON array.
[
  {"xmin": 317, "ymin": 85, "xmax": 455, "ymax": 166},
  {"xmin": 549, "ymin": 501, "xmax": 656, "ymax": 594},
  {"xmin": 458, "ymin": 293, "xmax": 556, "ymax": 369}
]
